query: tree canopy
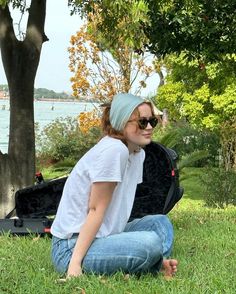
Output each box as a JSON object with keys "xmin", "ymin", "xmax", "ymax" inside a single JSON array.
[
  {"xmin": 68, "ymin": 23, "xmax": 155, "ymax": 101},
  {"xmin": 70, "ymin": 0, "xmax": 236, "ymax": 61},
  {"xmin": 146, "ymin": 0, "xmax": 236, "ymax": 61},
  {"xmin": 155, "ymin": 53, "xmax": 236, "ymax": 128},
  {"xmin": 69, "ymin": 0, "xmax": 149, "ymax": 50},
  {"xmin": 155, "ymin": 53, "xmax": 236, "ymax": 169}
]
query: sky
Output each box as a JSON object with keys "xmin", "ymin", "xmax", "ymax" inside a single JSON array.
[{"xmin": 0, "ymin": 0, "xmax": 159, "ymax": 96}]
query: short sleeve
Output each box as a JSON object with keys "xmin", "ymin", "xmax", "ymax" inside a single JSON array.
[{"xmin": 90, "ymin": 144, "xmax": 129, "ymax": 183}]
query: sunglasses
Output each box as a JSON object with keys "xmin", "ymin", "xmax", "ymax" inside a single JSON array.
[{"xmin": 128, "ymin": 116, "xmax": 158, "ymax": 130}]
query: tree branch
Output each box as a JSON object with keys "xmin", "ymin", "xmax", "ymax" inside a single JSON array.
[
  {"xmin": 25, "ymin": 0, "xmax": 48, "ymax": 49},
  {"xmin": 0, "ymin": 4, "xmax": 17, "ymax": 81},
  {"xmin": 0, "ymin": 4, "xmax": 16, "ymax": 43}
]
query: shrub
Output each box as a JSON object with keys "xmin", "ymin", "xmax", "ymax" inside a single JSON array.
[
  {"xmin": 153, "ymin": 122, "xmax": 220, "ymax": 167},
  {"xmin": 36, "ymin": 116, "xmax": 101, "ymax": 167},
  {"xmin": 200, "ymin": 168, "xmax": 236, "ymax": 208}
]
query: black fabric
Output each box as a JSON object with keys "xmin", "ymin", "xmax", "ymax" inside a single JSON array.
[
  {"xmin": 130, "ymin": 142, "xmax": 183, "ymax": 218},
  {"xmin": 14, "ymin": 177, "xmax": 67, "ymax": 218}
]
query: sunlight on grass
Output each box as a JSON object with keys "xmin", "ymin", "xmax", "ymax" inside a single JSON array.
[{"xmin": 39, "ymin": 166, "xmax": 69, "ymax": 180}]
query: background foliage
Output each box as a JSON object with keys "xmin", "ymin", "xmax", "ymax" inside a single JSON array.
[
  {"xmin": 70, "ymin": 0, "xmax": 236, "ymax": 62},
  {"xmin": 146, "ymin": 0, "xmax": 236, "ymax": 60},
  {"xmin": 36, "ymin": 117, "xmax": 101, "ymax": 167}
]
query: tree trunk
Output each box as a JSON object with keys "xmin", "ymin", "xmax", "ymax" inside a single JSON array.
[
  {"xmin": 0, "ymin": 153, "xmax": 17, "ymax": 217},
  {"xmin": 220, "ymin": 119, "xmax": 236, "ymax": 171},
  {"xmin": 0, "ymin": 1, "xmax": 48, "ymax": 218},
  {"xmin": 158, "ymin": 69, "xmax": 165, "ymax": 86},
  {"xmin": 162, "ymin": 108, "xmax": 169, "ymax": 128},
  {"xmin": 0, "ymin": 74, "xmax": 35, "ymax": 217}
]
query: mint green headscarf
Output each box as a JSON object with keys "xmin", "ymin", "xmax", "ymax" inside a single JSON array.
[{"xmin": 109, "ymin": 93, "xmax": 145, "ymax": 131}]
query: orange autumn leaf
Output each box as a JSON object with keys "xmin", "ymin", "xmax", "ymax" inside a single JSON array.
[{"xmin": 78, "ymin": 110, "xmax": 101, "ymax": 134}]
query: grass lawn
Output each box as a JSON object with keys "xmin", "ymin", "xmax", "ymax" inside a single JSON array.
[{"xmin": 0, "ymin": 168, "xmax": 235, "ymax": 294}]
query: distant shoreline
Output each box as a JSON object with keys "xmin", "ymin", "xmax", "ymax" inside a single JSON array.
[
  {"xmin": 34, "ymin": 98, "xmax": 86, "ymax": 103},
  {"xmin": 0, "ymin": 97, "xmax": 96, "ymax": 103}
]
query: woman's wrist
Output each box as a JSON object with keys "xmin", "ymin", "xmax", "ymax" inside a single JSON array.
[{"xmin": 70, "ymin": 254, "xmax": 83, "ymax": 267}]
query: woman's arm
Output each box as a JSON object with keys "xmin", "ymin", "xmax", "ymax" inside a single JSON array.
[{"xmin": 67, "ymin": 181, "xmax": 117, "ymax": 278}]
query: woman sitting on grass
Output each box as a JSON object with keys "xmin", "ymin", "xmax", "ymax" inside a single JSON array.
[{"xmin": 51, "ymin": 93, "xmax": 178, "ymax": 278}]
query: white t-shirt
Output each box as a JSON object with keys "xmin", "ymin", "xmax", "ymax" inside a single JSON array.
[{"xmin": 51, "ymin": 136, "xmax": 145, "ymax": 239}]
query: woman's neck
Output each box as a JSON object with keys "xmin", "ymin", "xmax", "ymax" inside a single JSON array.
[{"xmin": 127, "ymin": 142, "xmax": 140, "ymax": 154}]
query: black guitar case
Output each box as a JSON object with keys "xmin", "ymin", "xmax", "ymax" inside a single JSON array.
[{"xmin": 0, "ymin": 142, "xmax": 183, "ymax": 235}]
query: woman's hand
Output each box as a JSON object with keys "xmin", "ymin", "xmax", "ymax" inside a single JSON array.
[{"xmin": 67, "ymin": 262, "xmax": 83, "ymax": 278}]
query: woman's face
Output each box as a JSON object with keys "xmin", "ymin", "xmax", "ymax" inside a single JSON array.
[{"xmin": 123, "ymin": 103, "xmax": 155, "ymax": 152}]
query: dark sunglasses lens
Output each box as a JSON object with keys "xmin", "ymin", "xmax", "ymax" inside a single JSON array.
[
  {"xmin": 150, "ymin": 118, "xmax": 158, "ymax": 128},
  {"xmin": 138, "ymin": 117, "xmax": 158, "ymax": 129},
  {"xmin": 138, "ymin": 119, "xmax": 148, "ymax": 129}
]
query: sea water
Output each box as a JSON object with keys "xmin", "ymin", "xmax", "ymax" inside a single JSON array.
[{"xmin": 0, "ymin": 99, "xmax": 97, "ymax": 154}]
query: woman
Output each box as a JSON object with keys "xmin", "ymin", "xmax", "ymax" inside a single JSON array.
[{"xmin": 51, "ymin": 93, "xmax": 178, "ymax": 278}]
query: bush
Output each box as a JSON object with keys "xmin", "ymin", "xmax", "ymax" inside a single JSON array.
[
  {"xmin": 200, "ymin": 168, "xmax": 236, "ymax": 208},
  {"xmin": 153, "ymin": 122, "xmax": 220, "ymax": 167},
  {"xmin": 36, "ymin": 116, "xmax": 102, "ymax": 167}
]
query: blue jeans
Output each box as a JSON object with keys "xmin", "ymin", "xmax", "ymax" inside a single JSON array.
[{"xmin": 51, "ymin": 215, "xmax": 174, "ymax": 275}]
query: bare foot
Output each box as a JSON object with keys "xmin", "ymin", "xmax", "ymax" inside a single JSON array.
[{"xmin": 161, "ymin": 259, "xmax": 178, "ymax": 280}]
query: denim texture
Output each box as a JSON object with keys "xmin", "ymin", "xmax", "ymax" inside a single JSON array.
[{"xmin": 51, "ymin": 215, "xmax": 174, "ymax": 275}]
